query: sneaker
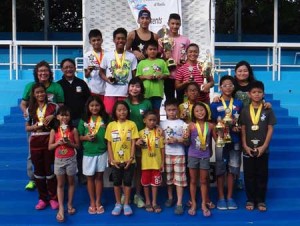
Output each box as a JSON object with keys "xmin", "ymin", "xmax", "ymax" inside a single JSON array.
[
  {"xmin": 35, "ymin": 199, "xmax": 48, "ymax": 210},
  {"xmin": 123, "ymin": 204, "xmax": 133, "ymax": 216},
  {"xmin": 174, "ymin": 205, "xmax": 184, "ymax": 215},
  {"xmin": 112, "ymin": 204, "xmax": 122, "ymax": 216},
  {"xmin": 164, "ymin": 199, "xmax": 174, "ymax": 207},
  {"xmin": 217, "ymin": 199, "xmax": 227, "ymax": 210},
  {"xmin": 134, "ymin": 194, "xmax": 145, "ymax": 208},
  {"xmin": 227, "ymin": 198, "xmax": 238, "ymax": 210},
  {"xmin": 25, "ymin": 181, "xmax": 36, "ymax": 190},
  {"xmin": 49, "ymin": 200, "xmax": 59, "ymax": 210}
]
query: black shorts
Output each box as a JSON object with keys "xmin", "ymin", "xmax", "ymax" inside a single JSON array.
[{"xmin": 111, "ymin": 164, "xmax": 135, "ymax": 187}]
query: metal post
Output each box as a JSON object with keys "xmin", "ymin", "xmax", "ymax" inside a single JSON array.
[
  {"xmin": 12, "ymin": 0, "xmax": 17, "ymax": 79},
  {"xmin": 273, "ymin": 0, "xmax": 279, "ymax": 81}
]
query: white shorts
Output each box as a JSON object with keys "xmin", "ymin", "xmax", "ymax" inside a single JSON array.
[{"xmin": 82, "ymin": 152, "xmax": 108, "ymax": 176}]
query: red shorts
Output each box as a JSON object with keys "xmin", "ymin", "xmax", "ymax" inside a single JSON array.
[{"xmin": 141, "ymin": 169, "xmax": 162, "ymax": 186}]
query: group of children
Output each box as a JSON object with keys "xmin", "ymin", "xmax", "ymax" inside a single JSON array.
[{"xmin": 24, "ymin": 9, "xmax": 276, "ymax": 223}]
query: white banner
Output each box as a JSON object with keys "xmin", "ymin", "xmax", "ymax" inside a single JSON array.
[{"xmin": 127, "ymin": 0, "xmax": 181, "ymax": 33}]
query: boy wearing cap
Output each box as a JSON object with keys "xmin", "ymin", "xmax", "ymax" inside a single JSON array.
[{"xmin": 127, "ymin": 10, "xmax": 159, "ymax": 62}]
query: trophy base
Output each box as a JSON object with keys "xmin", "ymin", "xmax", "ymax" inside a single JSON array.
[{"xmin": 167, "ymin": 58, "xmax": 176, "ymax": 70}]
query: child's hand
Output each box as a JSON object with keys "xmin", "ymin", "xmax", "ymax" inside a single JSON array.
[
  {"xmin": 243, "ymin": 145, "xmax": 254, "ymax": 157},
  {"xmin": 232, "ymin": 126, "xmax": 241, "ymax": 132},
  {"xmin": 43, "ymin": 115, "xmax": 54, "ymax": 126},
  {"xmin": 212, "ymin": 95, "xmax": 221, "ymax": 103},
  {"xmin": 136, "ymin": 138, "xmax": 144, "ymax": 146},
  {"xmin": 256, "ymin": 146, "xmax": 266, "ymax": 157},
  {"xmin": 166, "ymin": 137, "xmax": 177, "ymax": 144},
  {"xmin": 263, "ymin": 102, "xmax": 272, "ymax": 109},
  {"xmin": 87, "ymin": 134, "xmax": 95, "ymax": 142}
]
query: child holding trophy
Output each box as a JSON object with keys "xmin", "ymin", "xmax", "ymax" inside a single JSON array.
[
  {"xmin": 100, "ymin": 28, "xmax": 137, "ymax": 115},
  {"xmin": 136, "ymin": 111, "xmax": 165, "ymax": 213},
  {"xmin": 77, "ymin": 96, "xmax": 109, "ymax": 214},
  {"xmin": 136, "ymin": 40, "xmax": 169, "ymax": 114},
  {"xmin": 159, "ymin": 13, "xmax": 190, "ymax": 101},
  {"xmin": 25, "ymin": 83, "xmax": 58, "ymax": 210},
  {"xmin": 187, "ymin": 102, "xmax": 216, "ymax": 217},
  {"xmin": 105, "ymin": 101, "xmax": 139, "ymax": 216},
  {"xmin": 210, "ymin": 75, "xmax": 243, "ymax": 210},
  {"xmin": 160, "ymin": 98, "xmax": 188, "ymax": 215},
  {"xmin": 49, "ymin": 106, "xmax": 80, "ymax": 222},
  {"xmin": 84, "ymin": 29, "xmax": 106, "ymax": 100},
  {"xmin": 240, "ymin": 81, "xmax": 276, "ymax": 212},
  {"xmin": 175, "ymin": 43, "xmax": 214, "ymax": 105}
]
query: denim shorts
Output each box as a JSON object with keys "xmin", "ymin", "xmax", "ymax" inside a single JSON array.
[
  {"xmin": 215, "ymin": 143, "xmax": 241, "ymax": 176},
  {"xmin": 187, "ymin": 156, "xmax": 210, "ymax": 170}
]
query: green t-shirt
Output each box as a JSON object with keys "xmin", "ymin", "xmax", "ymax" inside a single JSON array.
[
  {"xmin": 22, "ymin": 82, "xmax": 64, "ymax": 103},
  {"xmin": 77, "ymin": 118, "xmax": 107, "ymax": 156},
  {"xmin": 136, "ymin": 58, "xmax": 169, "ymax": 98},
  {"xmin": 125, "ymin": 98, "xmax": 152, "ymax": 131}
]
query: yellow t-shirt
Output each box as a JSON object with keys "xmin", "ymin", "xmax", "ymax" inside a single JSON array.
[
  {"xmin": 139, "ymin": 128, "xmax": 164, "ymax": 170},
  {"xmin": 105, "ymin": 120, "xmax": 139, "ymax": 163}
]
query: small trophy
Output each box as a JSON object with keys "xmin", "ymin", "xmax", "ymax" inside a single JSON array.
[
  {"xmin": 179, "ymin": 46, "xmax": 186, "ymax": 65},
  {"xmin": 180, "ymin": 102, "xmax": 189, "ymax": 120},
  {"xmin": 215, "ymin": 116, "xmax": 225, "ymax": 148},
  {"xmin": 233, "ymin": 112, "xmax": 240, "ymax": 127},
  {"xmin": 118, "ymin": 149, "xmax": 125, "ymax": 165},
  {"xmin": 60, "ymin": 123, "xmax": 69, "ymax": 142},
  {"xmin": 182, "ymin": 123, "xmax": 189, "ymax": 140},
  {"xmin": 88, "ymin": 54, "xmax": 96, "ymax": 71},
  {"xmin": 251, "ymin": 138, "xmax": 260, "ymax": 157},
  {"xmin": 84, "ymin": 121, "xmax": 96, "ymax": 141},
  {"xmin": 159, "ymin": 25, "xmax": 176, "ymax": 70},
  {"xmin": 188, "ymin": 65, "xmax": 194, "ymax": 82},
  {"xmin": 152, "ymin": 64, "xmax": 160, "ymax": 80}
]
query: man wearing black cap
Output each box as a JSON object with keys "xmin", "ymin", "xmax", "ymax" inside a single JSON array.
[{"xmin": 127, "ymin": 9, "xmax": 159, "ymax": 62}]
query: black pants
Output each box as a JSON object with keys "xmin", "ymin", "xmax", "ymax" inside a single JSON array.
[
  {"xmin": 243, "ymin": 153, "xmax": 269, "ymax": 204},
  {"xmin": 164, "ymin": 78, "xmax": 184, "ymax": 103}
]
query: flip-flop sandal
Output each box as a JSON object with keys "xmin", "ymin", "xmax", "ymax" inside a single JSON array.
[
  {"xmin": 257, "ymin": 202, "xmax": 267, "ymax": 212},
  {"xmin": 202, "ymin": 208, "xmax": 211, "ymax": 217},
  {"xmin": 145, "ymin": 204, "xmax": 154, "ymax": 212},
  {"xmin": 153, "ymin": 205, "xmax": 162, "ymax": 213},
  {"xmin": 245, "ymin": 202, "xmax": 254, "ymax": 211},
  {"xmin": 188, "ymin": 208, "xmax": 196, "ymax": 216},
  {"xmin": 206, "ymin": 201, "xmax": 216, "ymax": 209},
  {"xmin": 96, "ymin": 205, "xmax": 105, "ymax": 214},
  {"xmin": 88, "ymin": 206, "xmax": 97, "ymax": 214},
  {"xmin": 56, "ymin": 212, "xmax": 65, "ymax": 223},
  {"xmin": 68, "ymin": 207, "xmax": 76, "ymax": 215}
]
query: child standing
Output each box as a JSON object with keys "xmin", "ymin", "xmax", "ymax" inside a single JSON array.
[
  {"xmin": 161, "ymin": 13, "xmax": 190, "ymax": 102},
  {"xmin": 77, "ymin": 96, "xmax": 109, "ymax": 214},
  {"xmin": 175, "ymin": 43, "xmax": 214, "ymax": 105},
  {"xmin": 100, "ymin": 27, "xmax": 137, "ymax": 115},
  {"xmin": 160, "ymin": 98, "xmax": 188, "ymax": 215},
  {"xmin": 125, "ymin": 77, "xmax": 152, "ymax": 208},
  {"xmin": 26, "ymin": 83, "xmax": 58, "ymax": 210},
  {"xmin": 105, "ymin": 101, "xmax": 139, "ymax": 216},
  {"xmin": 136, "ymin": 111, "xmax": 164, "ymax": 213},
  {"xmin": 84, "ymin": 29, "xmax": 106, "ymax": 100},
  {"xmin": 210, "ymin": 75, "xmax": 243, "ymax": 210},
  {"xmin": 240, "ymin": 81, "xmax": 276, "ymax": 211},
  {"xmin": 187, "ymin": 102, "xmax": 215, "ymax": 217},
  {"xmin": 136, "ymin": 40, "xmax": 169, "ymax": 114},
  {"xmin": 49, "ymin": 106, "xmax": 80, "ymax": 222}
]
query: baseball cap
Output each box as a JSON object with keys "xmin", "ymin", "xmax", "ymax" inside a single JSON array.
[{"xmin": 138, "ymin": 10, "xmax": 151, "ymax": 18}]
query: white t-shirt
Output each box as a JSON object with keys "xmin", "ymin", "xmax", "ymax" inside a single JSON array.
[
  {"xmin": 160, "ymin": 119, "xmax": 187, "ymax": 156},
  {"xmin": 83, "ymin": 50, "xmax": 106, "ymax": 95},
  {"xmin": 100, "ymin": 50, "xmax": 137, "ymax": 97}
]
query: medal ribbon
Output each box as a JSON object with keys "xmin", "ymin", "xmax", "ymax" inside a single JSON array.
[
  {"xmin": 89, "ymin": 116, "xmax": 102, "ymax": 134},
  {"xmin": 114, "ymin": 50, "xmax": 126, "ymax": 69},
  {"xmin": 195, "ymin": 122, "xmax": 208, "ymax": 147},
  {"xmin": 36, "ymin": 104, "xmax": 47, "ymax": 123},
  {"xmin": 249, "ymin": 103, "xmax": 262, "ymax": 126},
  {"xmin": 117, "ymin": 121, "xmax": 130, "ymax": 143},
  {"xmin": 221, "ymin": 97, "xmax": 233, "ymax": 115},
  {"xmin": 93, "ymin": 50, "xmax": 104, "ymax": 65}
]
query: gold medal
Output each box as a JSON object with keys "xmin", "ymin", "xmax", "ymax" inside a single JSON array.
[
  {"xmin": 200, "ymin": 144, "xmax": 207, "ymax": 151},
  {"xmin": 251, "ymin": 125, "xmax": 259, "ymax": 131}
]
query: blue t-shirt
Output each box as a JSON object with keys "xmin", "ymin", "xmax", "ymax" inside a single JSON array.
[{"xmin": 210, "ymin": 98, "xmax": 243, "ymax": 143}]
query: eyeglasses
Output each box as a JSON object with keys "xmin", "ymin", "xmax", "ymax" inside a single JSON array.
[
  {"xmin": 62, "ymin": 66, "xmax": 75, "ymax": 70},
  {"xmin": 221, "ymin": 84, "xmax": 234, "ymax": 89},
  {"xmin": 37, "ymin": 69, "xmax": 49, "ymax": 73}
]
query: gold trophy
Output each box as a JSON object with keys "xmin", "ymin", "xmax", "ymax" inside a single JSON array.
[
  {"xmin": 223, "ymin": 108, "xmax": 233, "ymax": 143},
  {"xmin": 60, "ymin": 123, "xmax": 68, "ymax": 142},
  {"xmin": 198, "ymin": 49, "xmax": 213, "ymax": 91},
  {"xmin": 251, "ymin": 138, "xmax": 260, "ymax": 157},
  {"xmin": 188, "ymin": 65, "xmax": 194, "ymax": 81},
  {"xmin": 215, "ymin": 116, "xmax": 225, "ymax": 148},
  {"xmin": 159, "ymin": 25, "xmax": 176, "ymax": 70},
  {"xmin": 233, "ymin": 112, "xmax": 240, "ymax": 127}
]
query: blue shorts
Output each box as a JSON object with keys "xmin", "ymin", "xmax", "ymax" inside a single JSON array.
[{"xmin": 215, "ymin": 143, "xmax": 241, "ymax": 176}]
